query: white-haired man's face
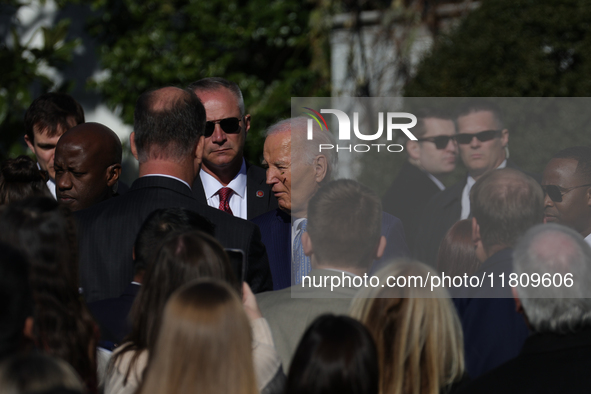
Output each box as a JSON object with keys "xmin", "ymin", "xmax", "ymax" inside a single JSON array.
[{"xmin": 263, "ymin": 130, "xmax": 324, "ymax": 218}]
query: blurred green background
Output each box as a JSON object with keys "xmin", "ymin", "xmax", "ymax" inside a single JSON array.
[{"xmin": 2, "ymin": 0, "xmax": 591, "ymax": 192}]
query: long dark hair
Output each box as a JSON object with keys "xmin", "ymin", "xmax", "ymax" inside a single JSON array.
[
  {"xmin": 0, "ymin": 197, "xmax": 97, "ymax": 393},
  {"xmin": 112, "ymin": 230, "xmax": 239, "ymax": 384},
  {"xmin": 286, "ymin": 314, "xmax": 379, "ymax": 394}
]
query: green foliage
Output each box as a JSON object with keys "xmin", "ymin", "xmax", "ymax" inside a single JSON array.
[
  {"xmin": 87, "ymin": 0, "xmax": 331, "ymax": 163},
  {"xmin": 405, "ymin": 0, "xmax": 591, "ymax": 97},
  {"xmin": 0, "ymin": 2, "xmax": 79, "ymax": 160},
  {"xmin": 403, "ymin": 0, "xmax": 591, "ymax": 179}
]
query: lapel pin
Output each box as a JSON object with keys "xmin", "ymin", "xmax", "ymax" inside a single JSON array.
[{"xmin": 256, "ymin": 190, "xmax": 264, "ymax": 198}]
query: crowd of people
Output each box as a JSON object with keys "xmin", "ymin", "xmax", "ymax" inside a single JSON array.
[{"xmin": 1, "ymin": 79, "xmax": 591, "ymax": 394}]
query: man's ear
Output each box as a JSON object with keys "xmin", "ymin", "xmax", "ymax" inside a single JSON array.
[
  {"xmin": 314, "ymin": 155, "xmax": 328, "ymax": 184},
  {"xmin": 24, "ymin": 135, "xmax": 35, "ymax": 152},
  {"xmin": 23, "ymin": 317, "xmax": 34, "ymax": 340},
  {"xmin": 244, "ymin": 114, "xmax": 251, "ymax": 136},
  {"xmin": 500, "ymin": 128, "xmax": 509, "ymax": 147},
  {"xmin": 106, "ymin": 164, "xmax": 122, "ymax": 187},
  {"xmin": 130, "ymin": 132, "xmax": 138, "ymax": 160},
  {"xmin": 375, "ymin": 236, "xmax": 387, "ymax": 260},
  {"xmin": 302, "ymin": 231, "xmax": 313, "ymax": 257},
  {"xmin": 511, "ymin": 286, "xmax": 523, "ymax": 313},
  {"xmin": 194, "ymin": 135, "xmax": 205, "ymax": 165},
  {"xmin": 406, "ymin": 140, "xmax": 420, "ymax": 160},
  {"xmin": 472, "ymin": 217, "xmax": 481, "ymax": 246}
]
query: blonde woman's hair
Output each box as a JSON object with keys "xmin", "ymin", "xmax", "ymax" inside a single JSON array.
[
  {"xmin": 350, "ymin": 261, "xmax": 465, "ymax": 394},
  {"xmin": 137, "ymin": 279, "xmax": 257, "ymax": 394}
]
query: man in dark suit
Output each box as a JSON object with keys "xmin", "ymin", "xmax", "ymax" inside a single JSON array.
[
  {"xmin": 257, "ymin": 179, "xmax": 386, "ymax": 371},
  {"xmin": 415, "ymin": 100, "xmax": 514, "ymax": 267},
  {"xmin": 454, "ymin": 168, "xmax": 543, "ymax": 378},
  {"xmin": 75, "ymin": 87, "xmax": 272, "ymax": 302},
  {"xmin": 460, "ymin": 223, "xmax": 591, "ymax": 393},
  {"xmin": 88, "ymin": 207, "xmax": 215, "ymax": 348},
  {"xmin": 187, "ymin": 78, "xmax": 277, "ymax": 219},
  {"xmin": 252, "ymin": 117, "xmax": 409, "ymax": 290},
  {"xmin": 382, "ymin": 108, "xmax": 458, "ymax": 248}
]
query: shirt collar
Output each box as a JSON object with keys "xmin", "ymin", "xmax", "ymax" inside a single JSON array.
[
  {"xmin": 142, "ymin": 174, "xmax": 191, "ymax": 190},
  {"xmin": 200, "ymin": 159, "xmax": 247, "ymax": 198}
]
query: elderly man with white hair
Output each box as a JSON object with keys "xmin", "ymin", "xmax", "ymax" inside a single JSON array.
[
  {"xmin": 251, "ymin": 117, "xmax": 409, "ymax": 290},
  {"xmin": 460, "ymin": 223, "xmax": 591, "ymax": 393}
]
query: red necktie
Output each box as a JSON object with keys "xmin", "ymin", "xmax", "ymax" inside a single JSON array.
[{"xmin": 218, "ymin": 187, "xmax": 234, "ymax": 216}]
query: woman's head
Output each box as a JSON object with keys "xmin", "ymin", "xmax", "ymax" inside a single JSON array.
[
  {"xmin": 437, "ymin": 219, "xmax": 479, "ymax": 277},
  {"xmin": 0, "ymin": 197, "xmax": 96, "ymax": 391},
  {"xmin": 139, "ymin": 280, "xmax": 256, "ymax": 394},
  {"xmin": 0, "ymin": 197, "xmax": 79, "ymax": 291},
  {"xmin": 0, "ymin": 155, "xmax": 52, "ymax": 205},
  {"xmin": 0, "ymin": 353, "xmax": 84, "ymax": 394},
  {"xmin": 286, "ymin": 314, "xmax": 379, "ymax": 394},
  {"xmin": 116, "ymin": 230, "xmax": 239, "ymax": 380},
  {"xmin": 350, "ymin": 261, "xmax": 465, "ymax": 394}
]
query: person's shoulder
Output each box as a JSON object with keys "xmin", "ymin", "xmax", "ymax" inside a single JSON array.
[
  {"xmin": 251, "ymin": 208, "xmax": 289, "ymax": 226},
  {"xmin": 424, "ymin": 177, "xmax": 466, "ymax": 210}
]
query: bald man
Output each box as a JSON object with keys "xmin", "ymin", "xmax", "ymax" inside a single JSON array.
[
  {"xmin": 54, "ymin": 122, "xmax": 122, "ymax": 211},
  {"xmin": 75, "ymin": 87, "xmax": 272, "ymax": 302}
]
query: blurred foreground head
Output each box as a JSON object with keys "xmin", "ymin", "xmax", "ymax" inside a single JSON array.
[
  {"xmin": 350, "ymin": 261, "xmax": 465, "ymax": 394},
  {"xmin": 138, "ymin": 280, "xmax": 257, "ymax": 394}
]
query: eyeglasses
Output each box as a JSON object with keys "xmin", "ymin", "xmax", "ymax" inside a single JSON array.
[
  {"xmin": 205, "ymin": 117, "xmax": 242, "ymax": 137},
  {"xmin": 454, "ymin": 130, "xmax": 502, "ymax": 145},
  {"xmin": 416, "ymin": 135, "xmax": 455, "ymax": 150},
  {"xmin": 542, "ymin": 183, "xmax": 591, "ymax": 203}
]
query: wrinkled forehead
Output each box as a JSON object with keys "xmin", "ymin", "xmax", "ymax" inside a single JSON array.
[
  {"xmin": 543, "ymin": 158, "xmax": 582, "ymax": 184},
  {"xmin": 457, "ymin": 110, "xmax": 500, "ymax": 133}
]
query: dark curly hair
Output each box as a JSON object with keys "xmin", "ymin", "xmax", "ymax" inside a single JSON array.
[
  {"xmin": 0, "ymin": 155, "xmax": 52, "ymax": 204},
  {"xmin": 0, "ymin": 197, "xmax": 97, "ymax": 393}
]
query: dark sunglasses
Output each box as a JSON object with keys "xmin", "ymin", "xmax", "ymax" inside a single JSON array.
[
  {"xmin": 454, "ymin": 129, "xmax": 502, "ymax": 145},
  {"xmin": 542, "ymin": 183, "xmax": 591, "ymax": 203},
  {"xmin": 416, "ymin": 135, "xmax": 455, "ymax": 150},
  {"xmin": 205, "ymin": 117, "xmax": 242, "ymax": 137}
]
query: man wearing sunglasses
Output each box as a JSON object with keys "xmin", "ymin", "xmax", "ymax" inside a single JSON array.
[
  {"xmin": 187, "ymin": 78, "xmax": 277, "ymax": 220},
  {"xmin": 542, "ymin": 146, "xmax": 591, "ymax": 247},
  {"xmin": 382, "ymin": 108, "xmax": 457, "ymax": 248},
  {"xmin": 415, "ymin": 100, "xmax": 515, "ymax": 266}
]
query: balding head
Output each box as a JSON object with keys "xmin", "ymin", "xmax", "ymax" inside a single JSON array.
[
  {"xmin": 54, "ymin": 122, "xmax": 122, "ymax": 211},
  {"xmin": 132, "ymin": 87, "xmax": 206, "ymax": 164},
  {"xmin": 514, "ymin": 223, "xmax": 591, "ymax": 333},
  {"xmin": 471, "ymin": 168, "xmax": 544, "ymax": 254}
]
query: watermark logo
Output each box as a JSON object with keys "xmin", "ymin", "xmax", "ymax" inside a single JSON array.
[{"xmin": 303, "ymin": 108, "xmax": 418, "ymax": 153}]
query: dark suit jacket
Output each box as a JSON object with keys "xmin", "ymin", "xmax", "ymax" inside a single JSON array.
[
  {"xmin": 414, "ymin": 160, "xmax": 538, "ymax": 267},
  {"xmin": 88, "ymin": 282, "xmax": 140, "ymax": 348},
  {"xmin": 458, "ymin": 328, "xmax": 591, "ymax": 393},
  {"xmin": 192, "ymin": 162, "xmax": 278, "ymax": 220},
  {"xmin": 252, "ymin": 209, "xmax": 410, "ymax": 290},
  {"xmin": 453, "ymin": 249, "xmax": 530, "ymax": 379},
  {"xmin": 75, "ymin": 176, "xmax": 273, "ymax": 302},
  {"xmin": 382, "ymin": 161, "xmax": 442, "ymax": 250}
]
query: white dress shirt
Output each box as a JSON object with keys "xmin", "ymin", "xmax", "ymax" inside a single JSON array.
[
  {"xmin": 200, "ymin": 160, "xmax": 247, "ymax": 219},
  {"xmin": 585, "ymin": 233, "xmax": 591, "ymax": 248}
]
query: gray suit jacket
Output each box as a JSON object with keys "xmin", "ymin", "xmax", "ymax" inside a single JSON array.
[{"xmin": 256, "ymin": 268, "xmax": 359, "ymax": 371}]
